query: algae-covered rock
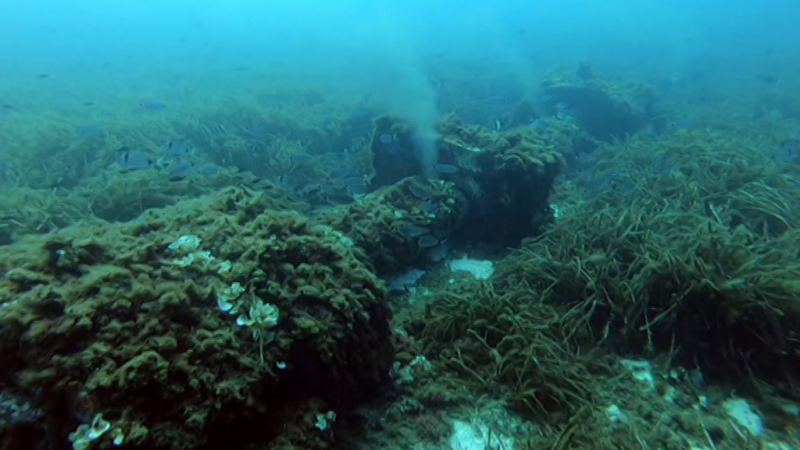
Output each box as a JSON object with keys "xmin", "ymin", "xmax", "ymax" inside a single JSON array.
[
  {"xmin": 370, "ymin": 115, "xmax": 563, "ymax": 248},
  {"xmin": 0, "ymin": 187, "xmax": 394, "ymax": 450},
  {"xmin": 541, "ymin": 63, "xmax": 656, "ymax": 140},
  {"xmin": 315, "ymin": 176, "xmax": 468, "ymax": 274}
]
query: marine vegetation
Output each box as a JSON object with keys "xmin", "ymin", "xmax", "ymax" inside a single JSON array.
[
  {"xmin": 520, "ymin": 129, "xmax": 800, "ymax": 386},
  {"xmin": 400, "ymin": 127, "xmax": 800, "ymax": 449}
]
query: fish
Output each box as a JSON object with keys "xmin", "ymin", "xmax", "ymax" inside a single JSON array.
[
  {"xmin": 433, "ymin": 163, "xmax": 460, "ymax": 174},
  {"xmin": 417, "ymin": 235, "xmax": 439, "ymax": 248},
  {"xmin": 674, "ymin": 116, "xmax": 698, "ymax": 128},
  {"xmin": 169, "ymin": 161, "xmax": 195, "ymax": 179},
  {"xmin": 325, "ymin": 192, "xmax": 354, "ymax": 205},
  {"xmin": 75, "ymin": 124, "xmax": 106, "ymax": 138},
  {"xmin": 408, "ymin": 183, "xmax": 432, "ymax": 200},
  {"xmin": 37, "ymin": 74, "xmax": 49, "ymax": 79},
  {"xmin": 140, "ymin": 101, "xmax": 167, "ymax": 110},
  {"xmin": 241, "ymin": 124, "xmax": 274, "ymax": 140},
  {"xmin": 290, "ymin": 153, "xmax": 314, "ymax": 164},
  {"xmin": 387, "ymin": 268, "xmax": 426, "ymax": 292},
  {"xmin": 197, "ymin": 164, "xmax": 220, "ymax": 175},
  {"xmin": 532, "ymin": 118, "xmax": 548, "ymax": 127},
  {"xmin": 161, "ymin": 140, "xmax": 195, "ymax": 157},
  {"xmin": 74, "ymin": 124, "xmax": 105, "ymax": 138},
  {"xmin": 555, "ymin": 102, "xmax": 577, "ymax": 118},
  {"xmin": 650, "ymin": 155, "xmax": 674, "ymax": 174},
  {"xmin": 773, "ymin": 138, "xmax": 800, "ymax": 163},
  {"xmin": 398, "ymin": 224, "xmax": 428, "ymax": 238},
  {"xmin": 757, "ymin": 74, "xmax": 778, "ymax": 83},
  {"xmin": 421, "ymin": 200, "xmax": 439, "ymax": 214},
  {"xmin": 82, "ymin": 102, "xmax": 94, "ymax": 106},
  {"xmin": 115, "ymin": 149, "xmax": 153, "ymax": 171},
  {"xmin": 347, "ymin": 184, "xmax": 368, "ymax": 197},
  {"xmin": 330, "ymin": 167, "xmax": 354, "ymax": 180},
  {"xmin": 479, "ymin": 94, "xmax": 518, "ymax": 108},
  {"xmin": 343, "ymin": 176, "xmax": 367, "ymax": 189},
  {"xmin": 348, "ymin": 103, "xmax": 373, "ymax": 125},
  {"xmin": 752, "ymin": 109, "xmax": 784, "ymax": 124}
]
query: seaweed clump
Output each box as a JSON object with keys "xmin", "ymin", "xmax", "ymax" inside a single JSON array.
[
  {"xmin": 0, "ymin": 187, "xmax": 394, "ymax": 450},
  {"xmin": 504, "ymin": 129, "xmax": 800, "ymax": 390},
  {"xmin": 412, "ymin": 279, "xmax": 610, "ymax": 424}
]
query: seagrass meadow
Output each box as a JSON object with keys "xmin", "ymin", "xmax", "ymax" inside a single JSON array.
[{"xmin": 1, "ymin": 65, "xmax": 800, "ymax": 450}]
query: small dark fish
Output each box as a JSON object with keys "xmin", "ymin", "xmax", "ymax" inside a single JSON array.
[
  {"xmin": 480, "ymin": 95, "xmax": 515, "ymax": 107},
  {"xmin": 574, "ymin": 152, "xmax": 597, "ymax": 168},
  {"xmin": 330, "ymin": 167, "xmax": 353, "ymax": 179},
  {"xmin": 343, "ymin": 176, "xmax": 367, "ymax": 188},
  {"xmin": 555, "ymin": 102, "xmax": 578, "ymax": 119},
  {"xmin": 324, "ymin": 152, "xmax": 343, "ymax": 163},
  {"xmin": 241, "ymin": 124, "xmax": 274, "ymax": 139},
  {"xmin": 169, "ymin": 161, "xmax": 195, "ymax": 178},
  {"xmin": 421, "ymin": 200, "xmax": 439, "ymax": 214},
  {"xmin": 275, "ymin": 174, "xmax": 300, "ymax": 189},
  {"xmin": 780, "ymin": 138, "xmax": 800, "ymax": 150},
  {"xmin": 398, "ymin": 224, "xmax": 428, "ymax": 238},
  {"xmin": 115, "ymin": 150, "xmax": 153, "ymax": 171},
  {"xmin": 408, "ymin": 183, "xmax": 432, "ymax": 200},
  {"xmin": 688, "ymin": 368, "xmax": 705, "ymax": 388},
  {"xmin": 82, "ymin": 101, "xmax": 94, "ymax": 106},
  {"xmin": 689, "ymin": 70, "xmax": 707, "ymax": 81},
  {"xmin": 433, "ymin": 163, "xmax": 460, "ymax": 174},
  {"xmin": 349, "ymin": 103, "xmax": 372, "ymax": 123},
  {"xmin": 298, "ymin": 184, "xmax": 323, "ymax": 196},
  {"xmin": 161, "ymin": 140, "xmax": 195, "ymax": 157},
  {"xmin": 140, "ymin": 101, "xmax": 167, "ymax": 110},
  {"xmin": 74, "ymin": 124, "xmax": 105, "ymax": 138},
  {"xmin": 650, "ymin": 155, "xmax": 674, "ymax": 175},
  {"xmin": 774, "ymin": 138, "xmax": 800, "ymax": 163},
  {"xmin": 290, "ymin": 153, "xmax": 314, "ymax": 164},
  {"xmin": 325, "ymin": 192, "xmax": 354, "ymax": 205},
  {"xmin": 2, "ymin": 104, "xmax": 14, "ymax": 109},
  {"xmin": 197, "ymin": 164, "xmax": 220, "ymax": 175},
  {"xmin": 347, "ymin": 184, "xmax": 369, "ymax": 196},
  {"xmin": 37, "ymin": 74, "xmax": 49, "ymax": 79},
  {"xmin": 532, "ymin": 118, "xmax": 548, "ymax": 127},
  {"xmin": 670, "ymin": 116, "xmax": 697, "ymax": 129},
  {"xmin": 757, "ymin": 74, "xmax": 778, "ymax": 83},
  {"xmin": 417, "ymin": 235, "xmax": 439, "ymax": 248},
  {"xmin": 752, "ymin": 110, "xmax": 769, "ymax": 123}
]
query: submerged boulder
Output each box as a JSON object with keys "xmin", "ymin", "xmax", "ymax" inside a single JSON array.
[
  {"xmin": 0, "ymin": 187, "xmax": 394, "ymax": 450},
  {"xmin": 541, "ymin": 63, "xmax": 656, "ymax": 140}
]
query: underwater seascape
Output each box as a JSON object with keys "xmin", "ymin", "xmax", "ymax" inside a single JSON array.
[{"xmin": 2, "ymin": 0, "xmax": 800, "ymax": 449}]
